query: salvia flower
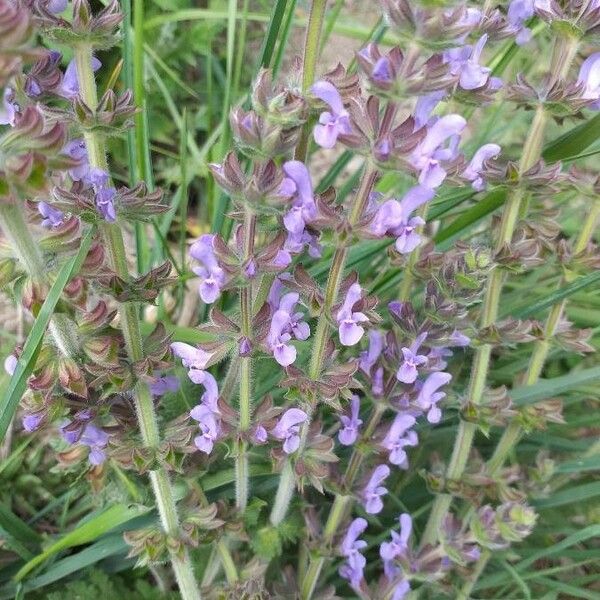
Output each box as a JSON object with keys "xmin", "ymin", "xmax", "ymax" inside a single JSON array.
[
  {"xmin": 271, "ymin": 408, "xmax": 308, "ymax": 454},
  {"xmin": 190, "ymin": 404, "xmax": 221, "ymax": 454},
  {"xmin": 397, "ymin": 333, "xmax": 428, "ymax": 384},
  {"xmin": 0, "ymin": 87, "xmax": 17, "ymax": 126},
  {"xmin": 4, "ymin": 354, "xmax": 17, "ymax": 376},
  {"xmin": 380, "ymin": 513, "xmax": 412, "ymax": 582},
  {"xmin": 59, "ymin": 57, "xmax": 102, "ymax": 99},
  {"xmin": 149, "ymin": 375, "xmax": 179, "ymax": 397},
  {"xmin": 267, "ymin": 291, "xmax": 309, "ymax": 366},
  {"xmin": 413, "ymin": 91, "xmax": 445, "ymax": 129},
  {"xmin": 339, "ymin": 517, "xmax": 368, "ymax": 589},
  {"xmin": 22, "ymin": 413, "xmax": 43, "ymax": 433},
  {"xmin": 415, "ymin": 371, "xmax": 452, "ymax": 423},
  {"xmin": 462, "ymin": 143, "xmax": 501, "ymax": 190},
  {"xmin": 337, "ymin": 283, "xmax": 368, "ymax": 346},
  {"xmin": 189, "ymin": 234, "xmax": 226, "ymax": 303},
  {"xmin": 171, "ymin": 342, "xmax": 213, "ymax": 373},
  {"xmin": 62, "ymin": 139, "xmax": 90, "ymax": 182},
  {"xmin": 338, "ymin": 394, "xmax": 363, "ymax": 446},
  {"xmin": 577, "ymin": 53, "xmax": 600, "ymax": 109},
  {"xmin": 381, "ymin": 413, "xmax": 418, "ymax": 468},
  {"xmin": 88, "ymin": 168, "xmax": 116, "ymax": 222},
  {"xmin": 46, "ymin": 0, "xmax": 69, "ymax": 13},
  {"xmin": 361, "ymin": 464, "xmax": 390, "ymax": 514},
  {"xmin": 187, "ymin": 369, "xmax": 219, "ymax": 411},
  {"xmin": 410, "ymin": 115, "xmax": 466, "ymax": 188},
  {"xmin": 359, "ymin": 329, "xmax": 384, "ymax": 375},
  {"xmin": 444, "ymin": 35, "xmax": 492, "ymax": 90},
  {"xmin": 38, "ymin": 201, "xmax": 65, "ymax": 228},
  {"xmin": 311, "ymin": 80, "xmax": 351, "ymax": 148},
  {"xmin": 507, "ymin": 0, "xmax": 535, "ymax": 45},
  {"xmin": 62, "ymin": 422, "xmax": 109, "ymax": 466}
]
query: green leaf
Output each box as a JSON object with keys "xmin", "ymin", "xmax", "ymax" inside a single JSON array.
[
  {"xmin": 0, "ymin": 228, "xmax": 94, "ymax": 441},
  {"xmin": 543, "ymin": 113, "xmax": 600, "ymax": 162},
  {"xmin": 14, "ymin": 504, "xmax": 147, "ymax": 581},
  {"xmin": 555, "ymin": 454, "xmax": 600, "ymax": 473},
  {"xmin": 532, "ymin": 482, "xmax": 600, "ymax": 509}
]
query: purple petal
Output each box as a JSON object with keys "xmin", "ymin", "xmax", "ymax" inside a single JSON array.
[
  {"xmin": 4, "ymin": 354, "xmax": 17, "ymax": 376},
  {"xmin": 311, "ymin": 80, "xmax": 344, "ymax": 115}
]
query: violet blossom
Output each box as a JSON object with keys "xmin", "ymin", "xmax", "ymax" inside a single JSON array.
[
  {"xmin": 462, "ymin": 143, "xmax": 501, "ymax": 190},
  {"xmin": 337, "ymin": 283, "xmax": 368, "ymax": 346},
  {"xmin": 171, "ymin": 342, "xmax": 213, "ymax": 373},
  {"xmin": 338, "ymin": 394, "xmax": 363, "ymax": 446},
  {"xmin": 577, "ymin": 53, "xmax": 600, "ymax": 109},
  {"xmin": 187, "ymin": 369, "xmax": 219, "ymax": 411},
  {"xmin": 88, "ymin": 168, "xmax": 116, "ymax": 222},
  {"xmin": 267, "ymin": 291, "xmax": 310, "ymax": 366},
  {"xmin": 410, "ymin": 115, "xmax": 466, "ymax": 188},
  {"xmin": 415, "ymin": 371, "xmax": 452, "ymax": 423},
  {"xmin": 507, "ymin": 0, "xmax": 535, "ymax": 45},
  {"xmin": 380, "ymin": 513, "xmax": 412, "ymax": 587},
  {"xmin": 62, "ymin": 422, "xmax": 109, "ymax": 466},
  {"xmin": 190, "ymin": 404, "xmax": 221, "ymax": 454},
  {"xmin": 59, "ymin": 57, "xmax": 102, "ymax": 99},
  {"xmin": 149, "ymin": 375, "xmax": 180, "ymax": 397},
  {"xmin": 0, "ymin": 87, "xmax": 17, "ymax": 126},
  {"xmin": 189, "ymin": 234, "xmax": 226, "ymax": 303},
  {"xmin": 272, "ymin": 408, "xmax": 308, "ymax": 454},
  {"xmin": 22, "ymin": 413, "xmax": 43, "ymax": 433},
  {"xmin": 397, "ymin": 333, "xmax": 428, "ymax": 384},
  {"xmin": 381, "ymin": 413, "xmax": 418, "ymax": 468},
  {"xmin": 339, "ymin": 517, "xmax": 368, "ymax": 589},
  {"xmin": 38, "ymin": 201, "xmax": 65, "ymax": 228},
  {"xmin": 46, "ymin": 0, "xmax": 68, "ymax": 13},
  {"xmin": 359, "ymin": 329, "xmax": 384, "ymax": 375},
  {"xmin": 62, "ymin": 139, "xmax": 90, "ymax": 182},
  {"xmin": 413, "ymin": 91, "xmax": 445, "ymax": 129},
  {"xmin": 444, "ymin": 35, "xmax": 492, "ymax": 90},
  {"xmin": 370, "ymin": 185, "xmax": 435, "ymax": 254},
  {"xmin": 361, "ymin": 464, "xmax": 390, "ymax": 514},
  {"xmin": 311, "ymin": 80, "xmax": 352, "ymax": 148},
  {"xmin": 4, "ymin": 354, "xmax": 17, "ymax": 376}
]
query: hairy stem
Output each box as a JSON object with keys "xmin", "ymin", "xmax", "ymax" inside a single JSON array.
[
  {"xmin": 270, "ymin": 164, "xmax": 378, "ymax": 527},
  {"xmin": 75, "ymin": 43, "xmax": 201, "ymax": 600},
  {"xmin": 420, "ymin": 105, "xmax": 548, "ymax": 549}
]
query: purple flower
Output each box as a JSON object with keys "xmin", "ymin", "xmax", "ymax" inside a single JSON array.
[
  {"xmin": 88, "ymin": 168, "xmax": 116, "ymax": 222},
  {"xmin": 38, "ymin": 201, "xmax": 65, "ymax": 228},
  {"xmin": 449, "ymin": 329, "xmax": 470, "ymax": 347},
  {"xmin": 413, "ymin": 91, "xmax": 446, "ymax": 129},
  {"xmin": 188, "ymin": 369, "xmax": 219, "ymax": 412},
  {"xmin": 252, "ymin": 425, "xmax": 268, "ymax": 444},
  {"xmin": 80, "ymin": 424, "xmax": 109, "ymax": 465},
  {"xmin": 397, "ymin": 333, "xmax": 428, "ymax": 384},
  {"xmin": 444, "ymin": 35, "xmax": 491, "ymax": 90},
  {"xmin": 381, "ymin": 513, "xmax": 412, "ymax": 586},
  {"xmin": 46, "ymin": 0, "xmax": 68, "ymax": 13},
  {"xmin": 463, "ymin": 143, "xmax": 501, "ymax": 190},
  {"xmin": 359, "ymin": 329, "xmax": 384, "ymax": 375},
  {"xmin": 338, "ymin": 395, "xmax": 363, "ymax": 446},
  {"xmin": 577, "ymin": 53, "xmax": 600, "ymax": 109},
  {"xmin": 62, "ymin": 139, "xmax": 90, "ymax": 182},
  {"xmin": 339, "ymin": 518, "xmax": 368, "ymax": 589},
  {"xmin": 361, "ymin": 464, "xmax": 390, "ymax": 514},
  {"xmin": 0, "ymin": 87, "xmax": 17, "ymax": 127},
  {"xmin": 272, "ymin": 408, "xmax": 308, "ymax": 454},
  {"xmin": 337, "ymin": 283, "xmax": 368, "ymax": 346},
  {"xmin": 4, "ymin": 354, "xmax": 17, "ymax": 376},
  {"xmin": 415, "ymin": 371, "xmax": 452, "ymax": 423},
  {"xmin": 311, "ymin": 80, "xmax": 352, "ymax": 148},
  {"xmin": 190, "ymin": 234, "xmax": 226, "ymax": 304},
  {"xmin": 171, "ymin": 342, "xmax": 213, "ymax": 372},
  {"xmin": 381, "ymin": 414, "xmax": 418, "ymax": 467},
  {"xmin": 410, "ymin": 115, "xmax": 466, "ymax": 188},
  {"xmin": 190, "ymin": 404, "xmax": 221, "ymax": 454},
  {"xmin": 391, "ymin": 580, "xmax": 411, "ymax": 600},
  {"xmin": 507, "ymin": 0, "xmax": 535, "ymax": 45},
  {"xmin": 370, "ymin": 185, "xmax": 435, "ymax": 254},
  {"xmin": 59, "ymin": 57, "xmax": 102, "ymax": 99},
  {"xmin": 267, "ymin": 291, "xmax": 309, "ymax": 367},
  {"xmin": 149, "ymin": 375, "xmax": 180, "ymax": 397},
  {"xmin": 22, "ymin": 413, "xmax": 43, "ymax": 432}
]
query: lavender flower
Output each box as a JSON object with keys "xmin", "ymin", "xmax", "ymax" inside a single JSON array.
[
  {"xmin": 359, "ymin": 329, "xmax": 384, "ymax": 375},
  {"xmin": 149, "ymin": 375, "xmax": 180, "ymax": 397},
  {"xmin": 171, "ymin": 342, "xmax": 213, "ymax": 372},
  {"xmin": 361, "ymin": 464, "xmax": 390, "ymax": 514},
  {"xmin": 577, "ymin": 53, "xmax": 600, "ymax": 109},
  {"xmin": 410, "ymin": 115, "xmax": 466, "ymax": 188},
  {"xmin": 59, "ymin": 57, "xmax": 102, "ymax": 99},
  {"xmin": 380, "ymin": 513, "xmax": 412, "ymax": 588},
  {"xmin": 311, "ymin": 80, "xmax": 351, "ymax": 149},
  {"xmin": 339, "ymin": 518, "xmax": 368, "ymax": 589},
  {"xmin": 338, "ymin": 394, "xmax": 363, "ymax": 446},
  {"xmin": 38, "ymin": 201, "xmax": 65, "ymax": 228},
  {"xmin": 462, "ymin": 143, "xmax": 501, "ymax": 190},
  {"xmin": 4, "ymin": 354, "xmax": 17, "ymax": 376},
  {"xmin": 272, "ymin": 408, "xmax": 308, "ymax": 454},
  {"xmin": 415, "ymin": 371, "xmax": 452, "ymax": 423},
  {"xmin": 444, "ymin": 35, "xmax": 492, "ymax": 90},
  {"xmin": 22, "ymin": 413, "xmax": 43, "ymax": 432},
  {"xmin": 190, "ymin": 234, "xmax": 226, "ymax": 303},
  {"xmin": 413, "ymin": 91, "xmax": 445, "ymax": 129},
  {"xmin": 397, "ymin": 333, "xmax": 428, "ymax": 384},
  {"xmin": 46, "ymin": 0, "xmax": 68, "ymax": 13},
  {"xmin": 62, "ymin": 139, "xmax": 90, "ymax": 182},
  {"xmin": 507, "ymin": 0, "xmax": 535, "ymax": 45},
  {"xmin": 370, "ymin": 185, "xmax": 435, "ymax": 254},
  {"xmin": 88, "ymin": 168, "xmax": 116, "ymax": 222},
  {"xmin": 337, "ymin": 283, "xmax": 368, "ymax": 346},
  {"xmin": 187, "ymin": 369, "xmax": 219, "ymax": 411},
  {"xmin": 0, "ymin": 87, "xmax": 17, "ymax": 126},
  {"xmin": 80, "ymin": 424, "xmax": 109, "ymax": 465},
  {"xmin": 267, "ymin": 291, "xmax": 310, "ymax": 366},
  {"xmin": 381, "ymin": 414, "xmax": 418, "ymax": 468},
  {"xmin": 190, "ymin": 404, "xmax": 221, "ymax": 454}
]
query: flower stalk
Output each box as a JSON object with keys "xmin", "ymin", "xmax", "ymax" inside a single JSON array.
[{"xmin": 74, "ymin": 43, "xmax": 201, "ymax": 600}]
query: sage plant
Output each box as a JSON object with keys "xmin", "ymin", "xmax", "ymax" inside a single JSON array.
[{"xmin": 1, "ymin": 1, "xmax": 599, "ymax": 599}]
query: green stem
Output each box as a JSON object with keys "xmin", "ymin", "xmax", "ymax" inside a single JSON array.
[
  {"xmin": 269, "ymin": 165, "xmax": 378, "ymax": 527},
  {"xmin": 0, "ymin": 203, "xmax": 79, "ymax": 358},
  {"xmin": 420, "ymin": 106, "xmax": 548, "ymax": 550},
  {"xmin": 398, "ymin": 202, "xmax": 429, "ymax": 302},
  {"xmin": 294, "ymin": 0, "xmax": 328, "ymax": 161},
  {"xmin": 74, "ymin": 43, "xmax": 201, "ymax": 600}
]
